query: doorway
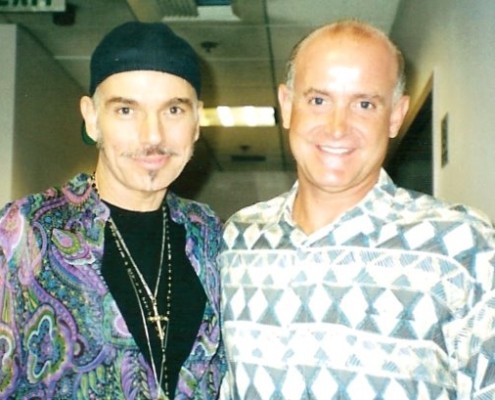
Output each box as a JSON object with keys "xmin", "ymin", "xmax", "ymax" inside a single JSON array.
[{"xmin": 386, "ymin": 91, "xmax": 433, "ymax": 195}]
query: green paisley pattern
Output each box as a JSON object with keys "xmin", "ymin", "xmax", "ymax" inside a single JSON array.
[{"xmin": 0, "ymin": 174, "xmax": 224, "ymax": 399}]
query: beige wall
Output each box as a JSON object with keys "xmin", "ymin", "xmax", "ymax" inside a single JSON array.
[
  {"xmin": 391, "ymin": 0, "xmax": 495, "ymax": 219},
  {"xmin": 0, "ymin": 23, "xmax": 293, "ymax": 219},
  {"xmin": 7, "ymin": 1, "xmax": 495, "ymax": 220},
  {"xmin": 190, "ymin": 170, "xmax": 296, "ymax": 221},
  {"xmin": 0, "ymin": 25, "xmax": 16, "ymax": 206},
  {"xmin": 13, "ymin": 25, "xmax": 97, "ymax": 199},
  {"xmin": 0, "ymin": 24, "xmax": 96, "ymax": 204}
]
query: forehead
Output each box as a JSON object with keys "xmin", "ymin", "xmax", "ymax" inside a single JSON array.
[
  {"xmin": 294, "ymin": 32, "xmax": 398, "ymax": 87},
  {"xmin": 96, "ymin": 70, "xmax": 197, "ymax": 101}
]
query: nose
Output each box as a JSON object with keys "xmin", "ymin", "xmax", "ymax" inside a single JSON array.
[
  {"xmin": 139, "ymin": 113, "xmax": 163, "ymax": 145},
  {"xmin": 326, "ymin": 105, "xmax": 348, "ymax": 139}
]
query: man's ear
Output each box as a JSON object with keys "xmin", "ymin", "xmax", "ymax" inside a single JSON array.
[
  {"xmin": 389, "ymin": 95, "xmax": 410, "ymax": 139},
  {"xmin": 278, "ymin": 84, "xmax": 293, "ymax": 130},
  {"xmin": 80, "ymin": 96, "xmax": 99, "ymax": 143},
  {"xmin": 194, "ymin": 100, "xmax": 203, "ymax": 142}
]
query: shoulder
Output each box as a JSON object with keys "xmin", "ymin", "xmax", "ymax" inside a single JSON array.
[
  {"xmin": 0, "ymin": 173, "xmax": 101, "ymax": 242},
  {"xmin": 167, "ymin": 192, "xmax": 222, "ymax": 230},
  {"xmin": 226, "ymin": 191, "xmax": 290, "ymax": 226},
  {"xmin": 374, "ymin": 172, "xmax": 493, "ymax": 230},
  {"xmin": 377, "ymin": 186, "xmax": 495, "ymax": 258},
  {"xmin": 4, "ymin": 173, "xmax": 89, "ymax": 209},
  {"xmin": 394, "ymin": 186, "xmax": 492, "ymax": 228},
  {"xmin": 0, "ymin": 184, "xmax": 61, "ymax": 225}
]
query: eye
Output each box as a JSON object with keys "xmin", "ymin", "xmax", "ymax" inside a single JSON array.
[
  {"xmin": 117, "ymin": 106, "xmax": 133, "ymax": 116},
  {"xmin": 169, "ymin": 105, "xmax": 183, "ymax": 115},
  {"xmin": 309, "ymin": 96, "xmax": 325, "ymax": 106},
  {"xmin": 358, "ymin": 100, "xmax": 374, "ymax": 110}
]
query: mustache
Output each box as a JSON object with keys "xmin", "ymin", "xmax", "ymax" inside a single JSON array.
[{"xmin": 122, "ymin": 145, "xmax": 179, "ymax": 158}]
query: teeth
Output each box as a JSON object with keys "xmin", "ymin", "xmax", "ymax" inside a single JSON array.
[{"xmin": 320, "ymin": 146, "xmax": 350, "ymax": 154}]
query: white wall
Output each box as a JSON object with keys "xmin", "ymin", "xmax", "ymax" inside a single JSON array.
[
  {"xmin": 0, "ymin": 25, "xmax": 16, "ymax": 206},
  {"xmin": 391, "ymin": 0, "xmax": 495, "ymax": 219}
]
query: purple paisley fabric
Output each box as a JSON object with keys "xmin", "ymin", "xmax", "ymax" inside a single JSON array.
[{"xmin": 0, "ymin": 173, "xmax": 225, "ymax": 399}]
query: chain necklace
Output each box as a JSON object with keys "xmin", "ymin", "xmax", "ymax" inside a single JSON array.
[{"xmin": 90, "ymin": 174, "xmax": 172, "ymax": 396}]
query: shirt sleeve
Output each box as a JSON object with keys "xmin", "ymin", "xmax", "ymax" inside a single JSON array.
[
  {"xmin": 0, "ymin": 203, "xmax": 24, "ymax": 398},
  {"xmin": 441, "ymin": 238, "xmax": 495, "ymax": 399}
]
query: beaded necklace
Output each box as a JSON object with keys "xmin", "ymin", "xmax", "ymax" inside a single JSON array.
[{"xmin": 90, "ymin": 174, "xmax": 172, "ymax": 396}]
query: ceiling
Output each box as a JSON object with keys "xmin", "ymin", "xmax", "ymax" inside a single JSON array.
[{"xmin": 0, "ymin": 0, "xmax": 403, "ymax": 176}]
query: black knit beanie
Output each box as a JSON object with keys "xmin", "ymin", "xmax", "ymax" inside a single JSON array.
[{"xmin": 82, "ymin": 21, "xmax": 201, "ymax": 145}]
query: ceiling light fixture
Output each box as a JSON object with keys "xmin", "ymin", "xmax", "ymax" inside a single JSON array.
[
  {"xmin": 196, "ymin": 0, "xmax": 231, "ymax": 5},
  {"xmin": 200, "ymin": 106, "xmax": 276, "ymax": 127}
]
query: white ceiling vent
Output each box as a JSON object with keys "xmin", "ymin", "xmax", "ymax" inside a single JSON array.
[
  {"xmin": 158, "ymin": 0, "xmax": 198, "ymax": 17},
  {"xmin": 127, "ymin": 0, "xmax": 196, "ymax": 21},
  {"xmin": 127, "ymin": 0, "xmax": 238, "ymax": 22}
]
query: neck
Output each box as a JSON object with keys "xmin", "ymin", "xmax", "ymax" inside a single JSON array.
[
  {"xmin": 292, "ymin": 194, "xmax": 340, "ymax": 235},
  {"xmin": 91, "ymin": 171, "xmax": 167, "ymax": 212},
  {"xmin": 292, "ymin": 181, "xmax": 375, "ymax": 234}
]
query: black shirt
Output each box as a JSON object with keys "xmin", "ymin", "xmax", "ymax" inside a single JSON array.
[{"xmin": 101, "ymin": 201, "xmax": 206, "ymax": 397}]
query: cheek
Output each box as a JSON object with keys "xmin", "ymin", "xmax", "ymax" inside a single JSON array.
[
  {"xmin": 98, "ymin": 133, "xmax": 138, "ymax": 163},
  {"xmin": 288, "ymin": 130, "xmax": 311, "ymax": 161},
  {"xmin": 289, "ymin": 103, "xmax": 312, "ymax": 125},
  {"xmin": 289, "ymin": 107, "xmax": 322, "ymax": 133},
  {"xmin": 367, "ymin": 117, "xmax": 394, "ymax": 141},
  {"xmin": 168, "ymin": 123, "xmax": 198, "ymax": 147}
]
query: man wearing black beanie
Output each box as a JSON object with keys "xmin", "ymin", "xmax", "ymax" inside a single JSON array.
[{"xmin": 0, "ymin": 21, "xmax": 224, "ymax": 399}]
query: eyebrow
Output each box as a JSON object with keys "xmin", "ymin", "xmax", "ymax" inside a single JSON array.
[
  {"xmin": 104, "ymin": 96, "xmax": 195, "ymax": 108},
  {"xmin": 104, "ymin": 97, "xmax": 137, "ymax": 107},
  {"xmin": 355, "ymin": 93, "xmax": 386, "ymax": 105},
  {"xmin": 302, "ymin": 88, "xmax": 386, "ymax": 103},
  {"xmin": 302, "ymin": 88, "xmax": 330, "ymax": 97},
  {"xmin": 168, "ymin": 97, "xmax": 194, "ymax": 108}
]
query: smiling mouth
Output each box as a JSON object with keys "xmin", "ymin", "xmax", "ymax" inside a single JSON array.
[
  {"xmin": 134, "ymin": 154, "xmax": 170, "ymax": 167},
  {"xmin": 126, "ymin": 146, "xmax": 178, "ymax": 158},
  {"xmin": 319, "ymin": 145, "xmax": 352, "ymax": 155},
  {"xmin": 126, "ymin": 146, "xmax": 179, "ymax": 166}
]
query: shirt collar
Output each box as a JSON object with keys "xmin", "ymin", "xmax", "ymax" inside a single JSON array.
[{"xmin": 274, "ymin": 169, "xmax": 398, "ymax": 230}]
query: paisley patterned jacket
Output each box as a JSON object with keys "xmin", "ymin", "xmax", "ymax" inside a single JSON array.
[{"xmin": 0, "ymin": 173, "xmax": 225, "ymax": 399}]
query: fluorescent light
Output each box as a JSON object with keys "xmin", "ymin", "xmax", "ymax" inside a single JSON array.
[
  {"xmin": 200, "ymin": 106, "xmax": 276, "ymax": 127},
  {"xmin": 217, "ymin": 106, "xmax": 235, "ymax": 127}
]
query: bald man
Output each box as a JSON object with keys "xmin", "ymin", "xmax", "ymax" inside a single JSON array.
[{"xmin": 219, "ymin": 19, "xmax": 495, "ymax": 399}]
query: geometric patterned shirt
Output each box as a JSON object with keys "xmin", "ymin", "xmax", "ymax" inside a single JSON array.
[{"xmin": 219, "ymin": 169, "xmax": 495, "ymax": 399}]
